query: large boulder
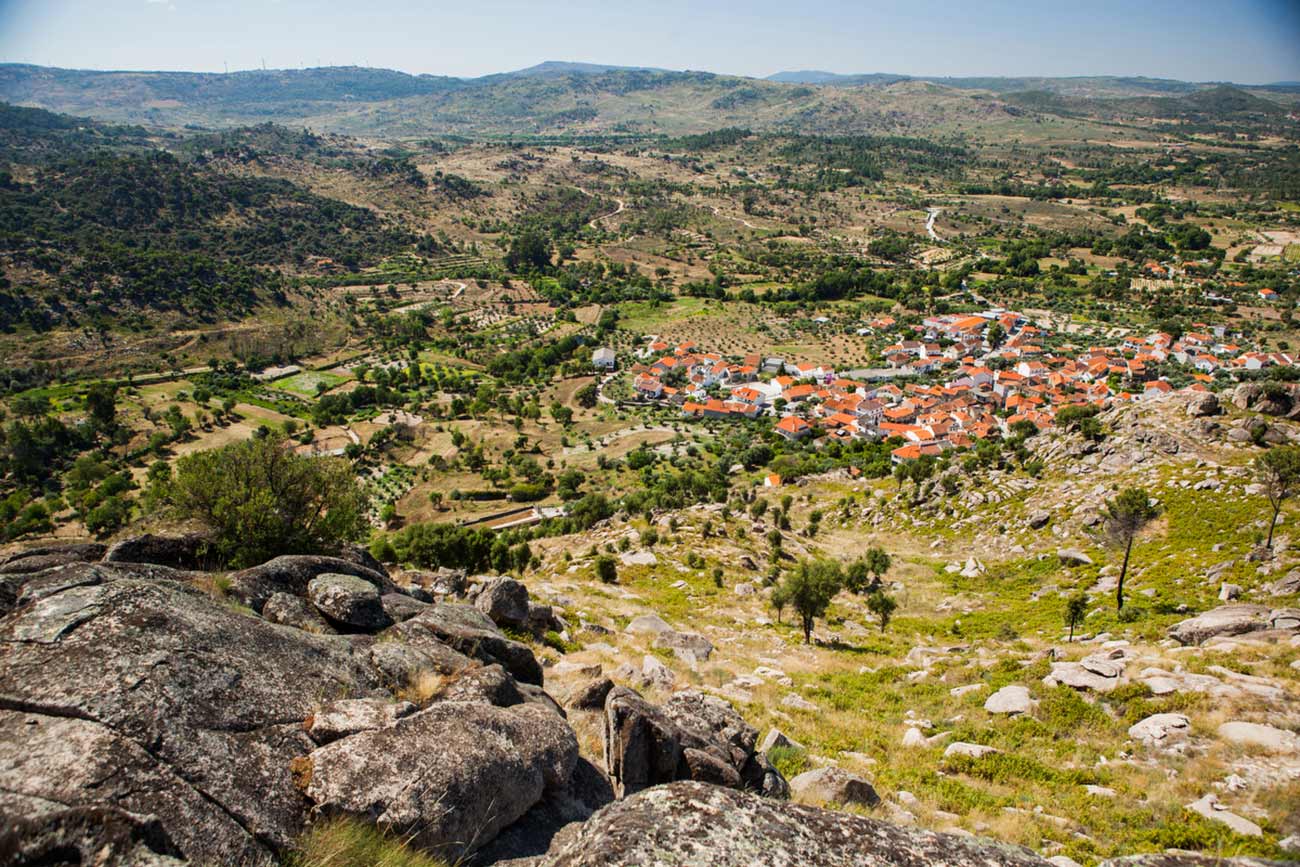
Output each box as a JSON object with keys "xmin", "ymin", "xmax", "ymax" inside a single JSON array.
[
  {"xmin": 475, "ymin": 575, "xmax": 531, "ymax": 628},
  {"xmin": 304, "ymin": 698, "xmax": 416, "ymax": 745},
  {"xmin": 533, "ymin": 781, "xmax": 1053, "ymax": 867},
  {"xmin": 0, "ymin": 573, "xmax": 386, "ymax": 864},
  {"xmin": 1186, "ymin": 391, "xmax": 1221, "ymax": 418},
  {"xmin": 1169, "ymin": 605, "xmax": 1272, "ymax": 645},
  {"xmin": 0, "ymin": 804, "xmax": 186, "ymax": 867},
  {"xmin": 0, "ymin": 542, "xmax": 106, "ymax": 574},
  {"xmin": 307, "ymin": 572, "xmax": 391, "ymax": 631},
  {"xmin": 225, "ymin": 554, "xmax": 396, "ymax": 613},
  {"xmin": 262, "ymin": 591, "xmax": 336, "ymax": 634},
  {"xmin": 390, "ymin": 603, "xmax": 543, "ymax": 685},
  {"xmin": 102, "ymin": 533, "xmax": 215, "ymax": 570},
  {"xmin": 295, "ymin": 702, "xmax": 577, "ymax": 863},
  {"xmin": 602, "ymin": 687, "xmax": 785, "ymax": 800}
]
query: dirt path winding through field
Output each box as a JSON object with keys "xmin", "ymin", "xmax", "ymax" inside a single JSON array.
[{"xmin": 925, "ymin": 207, "xmax": 943, "ymax": 242}]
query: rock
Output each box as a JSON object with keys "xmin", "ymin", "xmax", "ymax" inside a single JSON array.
[
  {"xmin": 984, "ymin": 685, "xmax": 1036, "ymax": 715},
  {"xmin": 564, "ymin": 677, "xmax": 615, "ymax": 711},
  {"xmin": 0, "ymin": 575, "xmax": 389, "ymax": 863},
  {"xmin": 641, "ymin": 655, "xmax": 675, "ymax": 689},
  {"xmin": 789, "ymin": 766, "xmax": 880, "ymax": 808},
  {"xmin": 653, "ymin": 630, "xmax": 714, "ymax": 664},
  {"xmin": 0, "ymin": 542, "xmax": 106, "ymax": 574},
  {"xmin": 1186, "ymin": 391, "xmax": 1221, "ymax": 418},
  {"xmin": 297, "ymin": 702, "xmax": 578, "ymax": 862},
  {"xmin": 532, "ymin": 781, "xmax": 1051, "ymax": 867},
  {"xmin": 620, "ymin": 551, "xmax": 657, "ymax": 567},
  {"xmin": 367, "ymin": 638, "xmax": 474, "ymax": 690},
  {"xmin": 227, "ymin": 555, "xmax": 394, "ymax": 613},
  {"xmin": 380, "ymin": 592, "xmax": 428, "ymax": 622},
  {"xmin": 1169, "ymin": 604, "xmax": 1271, "ymax": 645},
  {"xmin": 0, "ymin": 805, "xmax": 186, "ymax": 867},
  {"xmin": 1057, "ymin": 549, "xmax": 1093, "ymax": 567},
  {"xmin": 602, "ymin": 687, "xmax": 782, "ymax": 800},
  {"xmin": 552, "ymin": 660, "xmax": 603, "ymax": 678},
  {"xmin": 1183, "ymin": 794, "xmax": 1262, "ymax": 837},
  {"xmin": 307, "ymin": 573, "xmax": 391, "ymax": 631},
  {"xmin": 1128, "ymin": 713, "xmax": 1190, "ymax": 745},
  {"xmin": 475, "ymin": 575, "xmax": 531, "ymax": 628},
  {"xmin": 1216, "ymin": 721, "xmax": 1299, "ymax": 753},
  {"xmin": 1044, "ymin": 658, "xmax": 1124, "ymax": 693},
  {"xmin": 1027, "ymin": 510, "xmax": 1051, "ymax": 529},
  {"xmin": 262, "ymin": 591, "xmax": 336, "ymax": 634},
  {"xmin": 1219, "ymin": 583, "xmax": 1243, "ymax": 601},
  {"xmin": 759, "ymin": 728, "xmax": 803, "ymax": 752},
  {"xmin": 902, "ymin": 727, "xmax": 929, "ymax": 747},
  {"xmin": 402, "ymin": 567, "xmax": 466, "ymax": 597},
  {"xmin": 734, "ymin": 582, "xmax": 756, "ymax": 596},
  {"xmin": 1231, "ymin": 383, "xmax": 1261, "ymax": 410},
  {"xmin": 304, "ymin": 698, "xmax": 416, "ymax": 744},
  {"xmin": 440, "ymin": 663, "xmax": 526, "ymax": 707},
  {"xmin": 944, "ymin": 742, "xmax": 999, "ymax": 759},
  {"xmin": 782, "ymin": 693, "xmax": 819, "ymax": 712},
  {"xmin": 625, "ymin": 613, "xmax": 673, "ymax": 635},
  {"xmin": 1267, "ymin": 570, "xmax": 1300, "ymax": 596},
  {"xmin": 391, "ymin": 603, "xmax": 543, "ymax": 685},
  {"xmin": 102, "ymin": 533, "xmax": 214, "ymax": 570}
]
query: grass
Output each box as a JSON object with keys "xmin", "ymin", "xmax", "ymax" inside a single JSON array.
[
  {"xmin": 292, "ymin": 817, "xmax": 448, "ymax": 867},
  {"xmin": 272, "ymin": 370, "xmax": 351, "ymax": 397}
]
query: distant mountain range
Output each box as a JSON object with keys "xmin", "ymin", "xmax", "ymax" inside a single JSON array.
[{"xmin": 0, "ymin": 60, "xmax": 1295, "ymax": 139}]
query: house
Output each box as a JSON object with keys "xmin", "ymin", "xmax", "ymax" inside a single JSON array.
[
  {"xmin": 592, "ymin": 347, "xmax": 616, "ymax": 370},
  {"xmin": 764, "ymin": 473, "xmax": 782, "ymax": 488},
  {"xmin": 774, "ymin": 416, "xmax": 812, "ymax": 441},
  {"xmin": 1259, "ymin": 288, "xmax": 1279, "ymax": 302},
  {"xmin": 633, "ymin": 373, "xmax": 664, "ymax": 398}
]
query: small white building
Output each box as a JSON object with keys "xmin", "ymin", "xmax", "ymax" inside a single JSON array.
[{"xmin": 592, "ymin": 347, "xmax": 617, "ymax": 370}]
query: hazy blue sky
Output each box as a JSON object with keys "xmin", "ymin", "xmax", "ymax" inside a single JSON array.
[{"xmin": 1, "ymin": 0, "xmax": 1298, "ymax": 83}]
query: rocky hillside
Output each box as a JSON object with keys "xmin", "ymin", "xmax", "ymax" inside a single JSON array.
[{"xmin": 1, "ymin": 480, "xmax": 1297, "ymax": 867}]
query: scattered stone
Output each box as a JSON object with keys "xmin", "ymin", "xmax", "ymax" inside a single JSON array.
[
  {"xmin": 1183, "ymin": 794, "xmax": 1262, "ymax": 837},
  {"xmin": 759, "ymin": 728, "xmax": 803, "ymax": 752},
  {"xmin": 1216, "ymin": 721, "xmax": 1299, "ymax": 753},
  {"xmin": 625, "ymin": 613, "xmax": 673, "ymax": 635},
  {"xmin": 984, "ymin": 685, "xmax": 1036, "ymax": 715},
  {"xmin": 261, "ymin": 591, "xmax": 336, "ymax": 634},
  {"xmin": 1128, "ymin": 713, "xmax": 1190, "ymax": 746},
  {"xmin": 1169, "ymin": 605, "xmax": 1271, "ymax": 645},
  {"xmin": 563, "ymin": 678, "xmax": 614, "ymax": 711},
  {"xmin": 641, "ymin": 655, "xmax": 675, "ymax": 690},
  {"xmin": 781, "ymin": 693, "xmax": 818, "ymax": 712},
  {"xmin": 1057, "ymin": 549, "xmax": 1093, "ymax": 567},
  {"xmin": 789, "ymin": 766, "xmax": 880, "ymax": 808},
  {"xmin": 944, "ymin": 742, "xmax": 999, "ymax": 759},
  {"xmin": 653, "ymin": 630, "xmax": 714, "ymax": 664}
]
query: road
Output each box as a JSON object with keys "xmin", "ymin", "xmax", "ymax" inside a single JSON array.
[
  {"xmin": 711, "ymin": 205, "xmax": 759, "ymax": 230},
  {"xmin": 589, "ymin": 198, "xmax": 626, "ymax": 229},
  {"xmin": 925, "ymin": 207, "xmax": 943, "ymax": 243}
]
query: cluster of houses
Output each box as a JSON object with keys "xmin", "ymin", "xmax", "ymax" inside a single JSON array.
[{"xmin": 619, "ymin": 309, "xmax": 1295, "ymax": 464}]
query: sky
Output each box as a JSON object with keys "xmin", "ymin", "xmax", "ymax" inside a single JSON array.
[{"xmin": 0, "ymin": 0, "xmax": 1298, "ymax": 84}]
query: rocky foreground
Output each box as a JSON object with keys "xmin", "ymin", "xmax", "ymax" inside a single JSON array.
[{"xmin": 0, "ymin": 539, "xmax": 1294, "ymax": 866}]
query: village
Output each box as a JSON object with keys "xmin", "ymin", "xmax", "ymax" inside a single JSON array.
[{"xmin": 619, "ymin": 307, "xmax": 1298, "ymax": 465}]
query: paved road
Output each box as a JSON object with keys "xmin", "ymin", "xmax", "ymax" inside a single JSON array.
[{"xmin": 925, "ymin": 207, "xmax": 943, "ymax": 243}]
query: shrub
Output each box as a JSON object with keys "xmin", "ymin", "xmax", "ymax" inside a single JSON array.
[
  {"xmin": 164, "ymin": 437, "xmax": 367, "ymax": 567},
  {"xmin": 595, "ymin": 554, "xmax": 618, "ymax": 584},
  {"xmin": 766, "ymin": 744, "xmax": 810, "ymax": 779}
]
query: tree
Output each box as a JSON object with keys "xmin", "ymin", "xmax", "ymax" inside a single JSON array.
[
  {"xmin": 779, "ymin": 559, "xmax": 843, "ymax": 643},
  {"xmin": 866, "ymin": 590, "xmax": 897, "ymax": 633},
  {"xmin": 595, "ymin": 554, "xmax": 618, "ymax": 584},
  {"xmin": 164, "ymin": 437, "xmax": 368, "ymax": 568},
  {"xmin": 845, "ymin": 547, "xmax": 891, "ymax": 593},
  {"xmin": 574, "ymin": 382, "xmax": 598, "ymax": 409},
  {"xmin": 1104, "ymin": 487, "xmax": 1159, "ymax": 611},
  {"xmin": 505, "ymin": 231, "xmax": 553, "ymax": 273},
  {"xmin": 1065, "ymin": 593, "xmax": 1088, "ymax": 642},
  {"xmin": 1253, "ymin": 445, "xmax": 1300, "ymax": 549},
  {"xmin": 85, "ymin": 383, "xmax": 117, "ymax": 431},
  {"xmin": 985, "ymin": 322, "xmax": 1006, "ymax": 349}
]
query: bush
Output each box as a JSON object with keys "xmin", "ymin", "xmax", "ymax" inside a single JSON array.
[
  {"xmin": 164, "ymin": 438, "xmax": 367, "ymax": 567},
  {"xmin": 765, "ymin": 744, "xmax": 810, "ymax": 779},
  {"xmin": 595, "ymin": 554, "xmax": 618, "ymax": 584}
]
